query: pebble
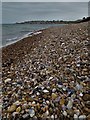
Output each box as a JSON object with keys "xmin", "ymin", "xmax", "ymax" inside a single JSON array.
[
  {"xmin": 62, "ymin": 87, "xmax": 67, "ymax": 91},
  {"xmin": 74, "ymin": 114, "xmax": 78, "ymax": 119},
  {"xmin": 2, "ymin": 22, "xmax": 89, "ymax": 119},
  {"xmin": 46, "ymin": 100, "xmax": 50, "ymax": 105},
  {"xmin": 51, "ymin": 93, "xmax": 57, "ymax": 100},
  {"xmin": 36, "ymin": 92, "xmax": 40, "ymax": 96},
  {"xmin": 51, "ymin": 115, "xmax": 54, "ymax": 119},
  {"xmin": 63, "ymin": 110, "xmax": 67, "ymax": 116},
  {"xmin": 22, "ymin": 113, "xmax": 30, "ymax": 119},
  {"xmin": 67, "ymin": 109, "xmax": 74, "ymax": 116},
  {"xmin": 4, "ymin": 78, "xmax": 11, "ymax": 83},
  {"xmin": 16, "ymin": 106, "xmax": 21, "ymax": 112},
  {"xmin": 43, "ymin": 89, "xmax": 49, "ymax": 93},
  {"xmin": 77, "ymin": 63, "xmax": 80, "ymax": 67},
  {"xmin": 12, "ymin": 112, "xmax": 19, "ymax": 117},
  {"xmin": 67, "ymin": 100, "xmax": 73, "ymax": 109},
  {"xmin": 49, "ymin": 77, "xmax": 53, "ymax": 80},
  {"xmin": 79, "ymin": 92, "xmax": 83, "ymax": 97},
  {"xmin": 60, "ymin": 97, "xmax": 65, "ymax": 105},
  {"xmin": 74, "ymin": 109, "xmax": 80, "ymax": 116},
  {"xmin": 83, "ymin": 94, "xmax": 90, "ymax": 101},
  {"xmin": 87, "ymin": 114, "xmax": 90, "ymax": 120},
  {"xmin": 79, "ymin": 115, "xmax": 86, "ymax": 120},
  {"xmin": 42, "ymin": 107, "xmax": 46, "ymax": 112},
  {"xmin": 52, "ymin": 88, "xmax": 56, "ymax": 92},
  {"xmin": 76, "ymin": 83, "xmax": 83, "ymax": 90},
  {"xmin": 58, "ymin": 84, "xmax": 62, "ymax": 88},
  {"xmin": 55, "ymin": 114, "xmax": 58, "ymax": 119},
  {"xmin": 8, "ymin": 104, "xmax": 16, "ymax": 113},
  {"xmin": 29, "ymin": 108, "xmax": 35, "ymax": 117},
  {"xmin": 14, "ymin": 101, "xmax": 21, "ymax": 106},
  {"xmin": 44, "ymin": 110, "xmax": 49, "ymax": 117}
]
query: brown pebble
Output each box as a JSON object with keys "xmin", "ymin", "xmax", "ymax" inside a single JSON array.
[
  {"xmin": 87, "ymin": 114, "xmax": 90, "ymax": 120},
  {"xmin": 83, "ymin": 94, "xmax": 90, "ymax": 101},
  {"xmin": 8, "ymin": 104, "xmax": 16, "ymax": 113}
]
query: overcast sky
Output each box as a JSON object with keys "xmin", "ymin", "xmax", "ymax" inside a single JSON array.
[
  {"xmin": 2, "ymin": 2, "xmax": 88, "ymax": 23},
  {"xmin": 2, "ymin": 0, "xmax": 90, "ymax": 2}
]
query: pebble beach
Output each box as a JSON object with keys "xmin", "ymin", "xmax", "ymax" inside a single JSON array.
[{"xmin": 2, "ymin": 22, "xmax": 90, "ymax": 119}]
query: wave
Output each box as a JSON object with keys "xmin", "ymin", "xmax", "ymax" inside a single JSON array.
[
  {"xmin": 6, "ymin": 31, "xmax": 33, "ymax": 42},
  {"xmin": 2, "ymin": 30, "xmax": 42, "ymax": 48},
  {"xmin": 20, "ymin": 30, "xmax": 31, "ymax": 33},
  {"xmin": 6, "ymin": 37, "xmax": 18, "ymax": 42}
]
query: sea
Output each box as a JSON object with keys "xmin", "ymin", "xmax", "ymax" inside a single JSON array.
[{"xmin": 2, "ymin": 23, "xmax": 64, "ymax": 47}]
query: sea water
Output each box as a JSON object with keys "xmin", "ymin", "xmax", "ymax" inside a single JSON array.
[{"xmin": 2, "ymin": 23, "xmax": 64, "ymax": 47}]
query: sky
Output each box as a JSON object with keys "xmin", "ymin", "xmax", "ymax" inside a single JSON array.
[
  {"xmin": 2, "ymin": 2, "xmax": 88, "ymax": 24},
  {"xmin": 1, "ymin": 0, "xmax": 90, "ymax": 2}
]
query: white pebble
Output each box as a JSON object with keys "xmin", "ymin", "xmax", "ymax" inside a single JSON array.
[
  {"xmin": 79, "ymin": 93, "xmax": 83, "ymax": 97},
  {"xmin": 46, "ymin": 100, "xmax": 49, "ymax": 104},
  {"xmin": 32, "ymin": 101, "xmax": 36, "ymax": 104},
  {"xmin": 44, "ymin": 110, "xmax": 49, "ymax": 116},
  {"xmin": 55, "ymin": 114, "xmax": 57, "ymax": 118},
  {"xmin": 79, "ymin": 115, "xmax": 86, "ymax": 120},
  {"xmin": 5, "ymin": 78, "xmax": 11, "ymax": 83},
  {"xmin": 74, "ymin": 114, "xmax": 78, "ymax": 119},
  {"xmin": 52, "ymin": 88, "xmax": 56, "ymax": 92},
  {"xmin": 12, "ymin": 112, "xmax": 19, "ymax": 117},
  {"xmin": 43, "ymin": 89, "xmax": 49, "ymax": 93},
  {"xmin": 62, "ymin": 87, "xmax": 67, "ymax": 91},
  {"xmin": 77, "ymin": 64, "xmax": 80, "ymax": 67},
  {"xmin": 58, "ymin": 84, "xmax": 62, "ymax": 88},
  {"xmin": 36, "ymin": 92, "xmax": 40, "ymax": 96},
  {"xmin": 63, "ymin": 111, "xmax": 67, "ymax": 116},
  {"xmin": 49, "ymin": 77, "xmax": 53, "ymax": 80},
  {"xmin": 51, "ymin": 115, "xmax": 54, "ymax": 119}
]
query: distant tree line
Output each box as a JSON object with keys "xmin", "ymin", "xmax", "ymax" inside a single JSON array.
[{"xmin": 16, "ymin": 17, "xmax": 90, "ymax": 24}]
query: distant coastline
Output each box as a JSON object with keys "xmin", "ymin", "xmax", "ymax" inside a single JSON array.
[{"xmin": 15, "ymin": 17, "xmax": 90, "ymax": 24}]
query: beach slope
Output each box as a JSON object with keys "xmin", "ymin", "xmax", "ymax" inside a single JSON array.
[{"xmin": 2, "ymin": 22, "xmax": 90, "ymax": 119}]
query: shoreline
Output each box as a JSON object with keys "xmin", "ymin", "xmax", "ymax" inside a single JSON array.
[
  {"xmin": 2, "ymin": 22, "xmax": 90, "ymax": 119},
  {"xmin": 2, "ymin": 24, "xmax": 65, "ymax": 49},
  {"xmin": 2, "ymin": 29, "xmax": 44, "ymax": 49},
  {"xmin": 2, "ymin": 25, "xmax": 66, "ymax": 64}
]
